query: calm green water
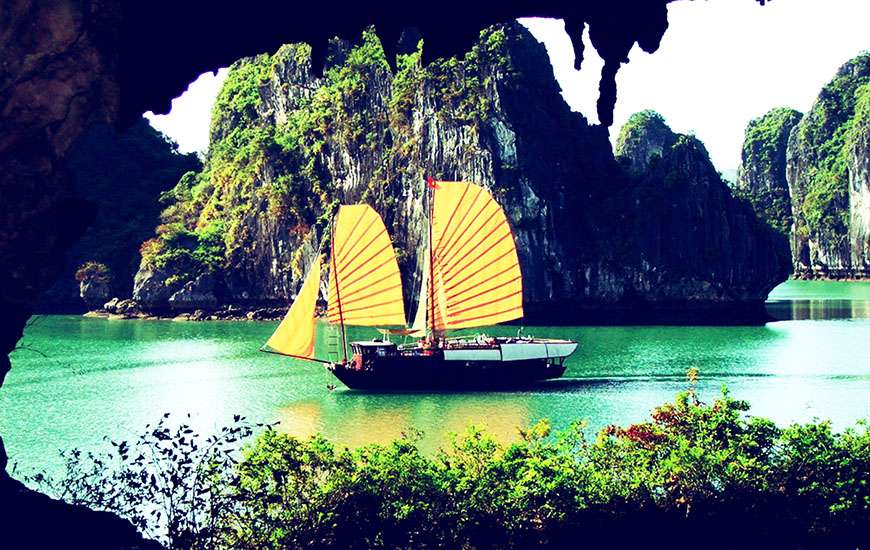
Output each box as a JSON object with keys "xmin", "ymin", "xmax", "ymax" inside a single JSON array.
[{"xmin": 2, "ymin": 280, "xmax": 870, "ymax": 475}]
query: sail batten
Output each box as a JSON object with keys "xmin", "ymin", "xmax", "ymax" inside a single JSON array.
[
  {"xmin": 444, "ymin": 249, "xmax": 514, "ymax": 294},
  {"xmin": 445, "ymin": 207, "xmax": 501, "ymax": 264},
  {"xmin": 442, "ymin": 227, "xmax": 511, "ymax": 282},
  {"xmin": 448, "ymin": 274, "xmax": 522, "ymax": 303},
  {"xmin": 328, "ymin": 204, "xmax": 406, "ymax": 327},
  {"xmin": 432, "ymin": 185, "xmax": 472, "ymax": 252},
  {"xmin": 340, "ymin": 252, "xmax": 395, "ymax": 288},
  {"xmin": 337, "ymin": 225, "xmax": 381, "ymax": 271},
  {"xmin": 334, "ymin": 214, "xmax": 370, "ymax": 264},
  {"xmin": 440, "ymin": 206, "xmax": 503, "ymax": 270},
  {"xmin": 327, "ymin": 283, "xmax": 402, "ymax": 311},
  {"xmin": 449, "ymin": 291, "xmax": 522, "ymax": 316}
]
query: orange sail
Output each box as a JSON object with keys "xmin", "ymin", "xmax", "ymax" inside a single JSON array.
[
  {"xmin": 263, "ymin": 257, "xmax": 322, "ymax": 359},
  {"xmin": 429, "ymin": 181, "xmax": 523, "ymax": 330},
  {"xmin": 327, "ymin": 204, "xmax": 406, "ymax": 327}
]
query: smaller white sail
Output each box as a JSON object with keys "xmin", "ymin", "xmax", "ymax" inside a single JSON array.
[{"xmin": 409, "ymin": 250, "xmax": 429, "ymax": 336}]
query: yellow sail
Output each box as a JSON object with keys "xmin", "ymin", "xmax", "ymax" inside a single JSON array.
[
  {"xmin": 263, "ymin": 257, "xmax": 322, "ymax": 359},
  {"xmin": 327, "ymin": 204, "xmax": 406, "ymax": 326},
  {"xmin": 429, "ymin": 181, "xmax": 523, "ymax": 330}
]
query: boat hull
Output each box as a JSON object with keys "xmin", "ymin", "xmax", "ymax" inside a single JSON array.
[{"xmin": 328, "ymin": 355, "xmax": 567, "ymax": 391}]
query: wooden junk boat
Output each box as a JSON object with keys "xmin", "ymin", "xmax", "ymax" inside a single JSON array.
[{"xmin": 262, "ymin": 180, "xmax": 578, "ymax": 390}]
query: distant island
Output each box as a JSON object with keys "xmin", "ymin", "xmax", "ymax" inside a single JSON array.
[{"xmin": 735, "ymin": 52, "xmax": 870, "ymax": 280}]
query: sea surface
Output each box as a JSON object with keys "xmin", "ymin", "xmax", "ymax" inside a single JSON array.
[{"xmin": 2, "ymin": 280, "xmax": 870, "ymax": 476}]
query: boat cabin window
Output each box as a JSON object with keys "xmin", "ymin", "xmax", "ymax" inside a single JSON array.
[{"xmin": 351, "ymin": 342, "xmax": 397, "ymax": 358}]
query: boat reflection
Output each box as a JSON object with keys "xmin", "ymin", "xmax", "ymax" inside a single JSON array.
[{"xmin": 277, "ymin": 394, "xmax": 530, "ymax": 453}]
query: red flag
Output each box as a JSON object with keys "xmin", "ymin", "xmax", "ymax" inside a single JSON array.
[{"xmin": 426, "ymin": 176, "xmax": 438, "ymax": 189}]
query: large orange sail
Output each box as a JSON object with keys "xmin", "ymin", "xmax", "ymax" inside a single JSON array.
[
  {"xmin": 263, "ymin": 257, "xmax": 322, "ymax": 359},
  {"xmin": 429, "ymin": 181, "xmax": 523, "ymax": 330},
  {"xmin": 327, "ymin": 204, "xmax": 406, "ymax": 326}
]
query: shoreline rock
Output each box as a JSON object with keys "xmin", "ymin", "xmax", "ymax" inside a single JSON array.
[
  {"xmin": 89, "ymin": 297, "xmax": 288, "ymax": 321},
  {"xmin": 85, "ymin": 300, "xmax": 780, "ymax": 326}
]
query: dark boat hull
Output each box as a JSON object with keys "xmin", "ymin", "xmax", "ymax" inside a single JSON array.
[{"xmin": 328, "ymin": 355, "xmax": 567, "ymax": 391}]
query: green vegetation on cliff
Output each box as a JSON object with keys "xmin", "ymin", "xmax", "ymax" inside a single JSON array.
[
  {"xmin": 611, "ymin": 110, "xmax": 790, "ymax": 285},
  {"xmin": 853, "ymin": 81, "xmax": 870, "ymax": 132},
  {"xmin": 736, "ymin": 107, "xmax": 803, "ymax": 235},
  {"xmin": 743, "ymin": 108, "xmax": 802, "ymax": 174},
  {"xmin": 615, "ymin": 109, "xmax": 669, "ymax": 152},
  {"xmin": 425, "ymin": 27, "xmax": 512, "ymax": 125},
  {"xmin": 139, "ymin": 26, "xmax": 515, "ymax": 290},
  {"xmin": 614, "ymin": 110, "xmax": 676, "ymax": 177},
  {"xmin": 74, "ymin": 261, "xmax": 111, "ymax": 284},
  {"xmin": 32, "ymin": 385, "xmax": 870, "ymax": 548},
  {"xmin": 142, "ymin": 45, "xmax": 323, "ymax": 283},
  {"xmin": 796, "ymin": 53, "xmax": 870, "ymax": 239},
  {"xmin": 735, "ymin": 53, "xmax": 870, "ymax": 277}
]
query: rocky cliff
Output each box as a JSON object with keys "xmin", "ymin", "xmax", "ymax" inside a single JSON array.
[
  {"xmin": 37, "ymin": 120, "xmax": 200, "ymax": 311},
  {"xmin": 132, "ymin": 24, "xmax": 788, "ymax": 321},
  {"xmin": 735, "ymin": 108, "xmax": 803, "ymax": 235},
  {"xmin": 612, "ymin": 111, "xmax": 791, "ymax": 306},
  {"xmin": 850, "ymin": 78, "xmax": 870, "ymax": 276},
  {"xmin": 788, "ymin": 53, "xmax": 870, "ymax": 277},
  {"xmin": 738, "ymin": 53, "xmax": 870, "ymax": 279}
]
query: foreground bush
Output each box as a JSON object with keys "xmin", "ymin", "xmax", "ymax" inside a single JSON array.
[{"xmin": 29, "ymin": 386, "xmax": 870, "ymax": 549}]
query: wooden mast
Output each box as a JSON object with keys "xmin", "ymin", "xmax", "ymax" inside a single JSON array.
[{"xmin": 330, "ymin": 214, "xmax": 348, "ymax": 363}]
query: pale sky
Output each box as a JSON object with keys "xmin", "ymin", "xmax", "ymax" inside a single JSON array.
[
  {"xmin": 144, "ymin": 68, "xmax": 229, "ymax": 155},
  {"xmin": 522, "ymin": 0, "xmax": 869, "ymax": 170},
  {"xmin": 146, "ymin": 0, "xmax": 869, "ymax": 170}
]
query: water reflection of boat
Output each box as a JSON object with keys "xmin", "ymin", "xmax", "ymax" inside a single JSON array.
[
  {"xmin": 262, "ymin": 179, "xmax": 577, "ymax": 390},
  {"xmin": 278, "ymin": 400, "xmax": 412, "ymax": 447},
  {"xmin": 436, "ymin": 399, "xmax": 529, "ymax": 447},
  {"xmin": 277, "ymin": 395, "xmax": 528, "ymax": 452}
]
